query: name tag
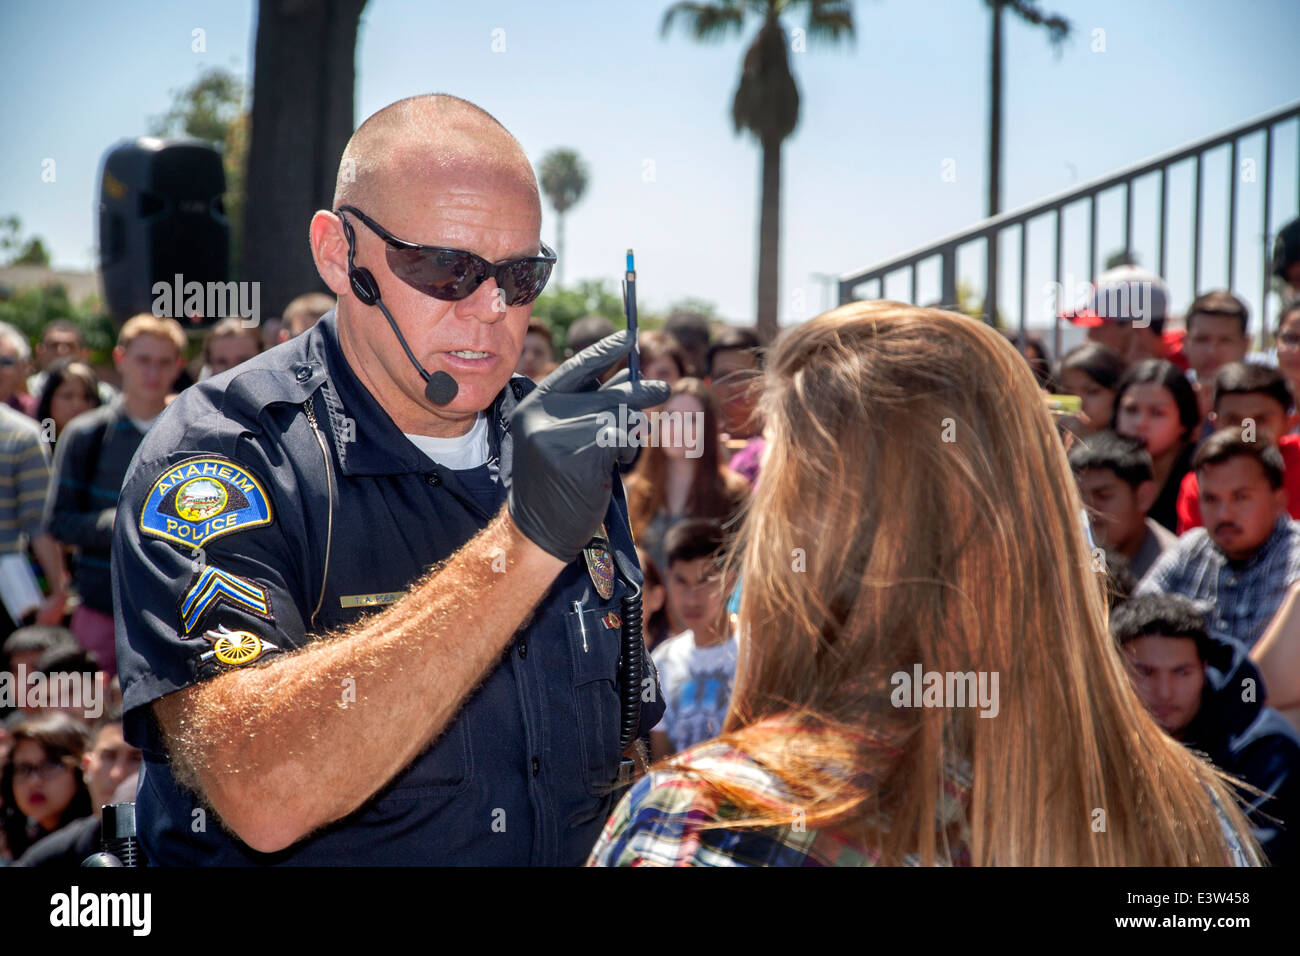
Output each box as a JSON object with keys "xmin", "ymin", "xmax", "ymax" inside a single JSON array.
[{"xmin": 339, "ymin": 592, "xmax": 403, "ymax": 608}]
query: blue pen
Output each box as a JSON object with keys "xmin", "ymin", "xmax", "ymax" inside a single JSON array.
[{"xmin": 623, "ymin": 249, "xmax": 640, "ymax": 383}]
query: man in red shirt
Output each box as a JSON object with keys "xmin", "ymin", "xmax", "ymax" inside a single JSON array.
[{"xmin": 1177, "ymin": 362, "xmax": 1300, "ymax": 533}]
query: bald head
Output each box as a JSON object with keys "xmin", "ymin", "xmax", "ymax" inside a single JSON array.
[{"xmin": 334, "ymin": 94, "xmax": 540, "ymax": 222}]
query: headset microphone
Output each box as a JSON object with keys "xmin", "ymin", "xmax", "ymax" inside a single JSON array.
[
  {"xmin": 342, "ymin": 215, "xmax": 461, "ymax": 407},
  {"xmin": 424, "ymin": 369, "xmax": 459, "ymax": 405}
]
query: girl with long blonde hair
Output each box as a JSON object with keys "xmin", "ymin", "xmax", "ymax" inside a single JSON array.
[{"xmin": 590, "ymin": 301, "xmax": 1259, "ymax": 866}]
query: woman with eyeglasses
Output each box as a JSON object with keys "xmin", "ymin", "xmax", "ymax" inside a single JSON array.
[
  {"xmin": 589, "ymin": 301, "xmax": 1259, "ymax": 867},
  {"xmin": 1, "ymin": 714, "xmax": 91, "ymax": 862}
]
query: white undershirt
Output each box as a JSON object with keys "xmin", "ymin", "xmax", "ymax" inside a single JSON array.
[
  {"xmin": 403, "ymin": 413, "xmax": 490, "ymax": 470},
  {"xmin": 127, "ymin": 414, "xmax": 159, "ymax": 434}
]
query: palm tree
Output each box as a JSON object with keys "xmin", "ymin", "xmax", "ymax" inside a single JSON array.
[
  {"xmin": 539, "ymin": 149, "xmax": 590, "ymax": 289},
  {"xmin": 986, "ymin": 1, "xmax": 1069, "ymax": 217},
  {"xmin": 662, "ymin": 0, "xmax": 853, "ymax": 344},
  {"xmin": 984, "ymin": 0, "xmax": 1068, "ymax": 328}
]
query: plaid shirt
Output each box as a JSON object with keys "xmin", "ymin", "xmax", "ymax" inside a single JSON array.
[
  {"xmin": 587, "ymin": 739, "xmax": 1257, "ymax": 867},
  {"xmin": 1136, "ymin": 515, "xmax": 1300, "ymax": 650},
  {"xmin": 586, "ymin": 735, "xmax": 974, "ymax": 867}
]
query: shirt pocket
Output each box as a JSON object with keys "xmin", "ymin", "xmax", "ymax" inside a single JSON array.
[
  {"xmin": 566, "ymin": 599, "xmax": 625, "ymax": 798},
  {"xmin": 372, "ymin": 717, "xmax": 473, "ymax": 800}
]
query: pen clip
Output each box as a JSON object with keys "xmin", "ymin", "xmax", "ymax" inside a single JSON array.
[{"xmin": 573, "ymin": 600, "xmax": 588, "ymax": 652}]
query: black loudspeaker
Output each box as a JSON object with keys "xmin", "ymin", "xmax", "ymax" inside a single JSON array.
[{"xmin": 98, "ymin": 137, "xmax": 229, "ymax": 327}]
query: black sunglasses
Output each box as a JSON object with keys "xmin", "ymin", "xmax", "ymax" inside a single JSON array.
[{"xmin": 336, "ymin": 205, "xmax": 556, "ymax": 307}]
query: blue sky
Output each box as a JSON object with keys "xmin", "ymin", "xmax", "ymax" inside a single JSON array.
[{"xmin": 1, "ymin": 0, "xmax": 1297, "ymax": 334}]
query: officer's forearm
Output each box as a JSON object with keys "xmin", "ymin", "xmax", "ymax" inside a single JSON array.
[{"xmin": 153, "ymin": 507, "xmax": 566, "ymax": 854}]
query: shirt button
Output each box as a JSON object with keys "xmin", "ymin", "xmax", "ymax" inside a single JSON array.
[
  {"xmin": 532, "ymin": 757, "xmax": 540, "ymax": 777},
  {"xmin": 426, "ymin": 472, "xmax": 441, "ymax": 487},
  {"xmin": 295, "ymin": 365, "xmax": 312, "ymax": 383},
  {"xmin": 517, "ymin": 640, "xmax": 528, "ymax": 659}
]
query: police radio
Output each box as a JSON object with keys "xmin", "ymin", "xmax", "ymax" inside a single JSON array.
[
  {"xmin": 612, "ymin": 250, "xmax": 645, "ymax": 786},
  {"xmin": 82, "ymin": 803, "xmax": 145, "ymax": 867}
]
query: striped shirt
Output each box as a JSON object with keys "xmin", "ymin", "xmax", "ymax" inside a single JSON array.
[
  {"xmin": 1136, "ymin": 514, "xmax": 1300, "ymax": 650},
  {"xmin": 0, "ymin": 403, "xmax": 51, "ymax": 555}
]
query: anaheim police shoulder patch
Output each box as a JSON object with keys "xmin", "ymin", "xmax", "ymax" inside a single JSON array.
[{"xmin": 140, "ymin": 456, "xmax": 273, "ymax": 549}]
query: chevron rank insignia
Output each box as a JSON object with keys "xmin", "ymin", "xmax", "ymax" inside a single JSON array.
[
  {"xmin": 140, "ymin": 456, "xmax": 272, "ymax": 548},
  {"xmin": 180, "ymin": 566, "xmax": 273, "ymax": 634}
]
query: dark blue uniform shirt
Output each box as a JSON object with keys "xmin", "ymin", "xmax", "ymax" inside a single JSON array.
[{"xmin": 112, "ymin": 311, "xmax": 662, "ymax": 865}]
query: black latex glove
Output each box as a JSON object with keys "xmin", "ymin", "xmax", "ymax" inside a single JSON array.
[{"xmin": 505, "ymin": 330, "xmax": 669, "ymax": 562}]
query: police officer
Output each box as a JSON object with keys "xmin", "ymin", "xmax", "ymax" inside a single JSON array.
[{"xmin": 111, "ymin": 94, "xmax": 668, "ymax": 865}]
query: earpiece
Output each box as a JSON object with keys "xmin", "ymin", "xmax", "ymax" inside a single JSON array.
[
  {"xmin": 349, "ymin": 267, "xmax": 380, "ymax": 306},
  {"xmin": 339, "ymin": 213, "xmax": 380, "ymax": 306}
]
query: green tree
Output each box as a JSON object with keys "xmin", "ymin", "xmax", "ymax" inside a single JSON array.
[
  {"xmin": 662, "ymin": 0, "xmax": 854, "ymax": 344},
  {"xmin": 151, "ymin": 67, "xmax": 249, "ymax": 278},
  {"xmin": 0, "ymin": 216, "xmax": 52, "ymax": 268},
  {"xmin": 531, "ymin": 279, "xmax": 629, "ymax": 346},
  {"xmin": 952, "ymin": 278, "xmax": 1007, "ymax": 329},
  {"xmin": 151, "ymin": 67, "xmax": 246, "ymax": 145},
  {"xmin": 665, "ymin": 297, "xmax": 718, "ymax": 321},
  {"xmin": 538, "ymin": 149, "xmax": 590, "ymax": 288},
  {"xmin": 0, "ymin": 216, "xmax": 21, "ymax": 261},
  {"xmin": 0, "ymin": 284, "xmax": 115, "ymax": 363},
  {"xmin": 11, "ymin": 238, "xmax": 51, "ymax": 267}
]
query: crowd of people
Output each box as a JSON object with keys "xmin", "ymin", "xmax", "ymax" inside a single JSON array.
[
  {"xmin": 3, "ymin": 179, "xmax": 1300, "ymax": 866},
  {"xmin": 0, "ymin": 293, "xmax": 333, "ymax": 864},
  {"xmin": 583, "ymin": 255, "xmax": 1300, "ymax": 865},
  {"xmin": 988, "ymin": 263, "xmax": 1300, "ymax": 865}
]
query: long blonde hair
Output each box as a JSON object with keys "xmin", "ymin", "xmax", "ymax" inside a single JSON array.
[{"xmin": 683, "ymin": 301, "xmax": 1258, "ymax": 866}]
